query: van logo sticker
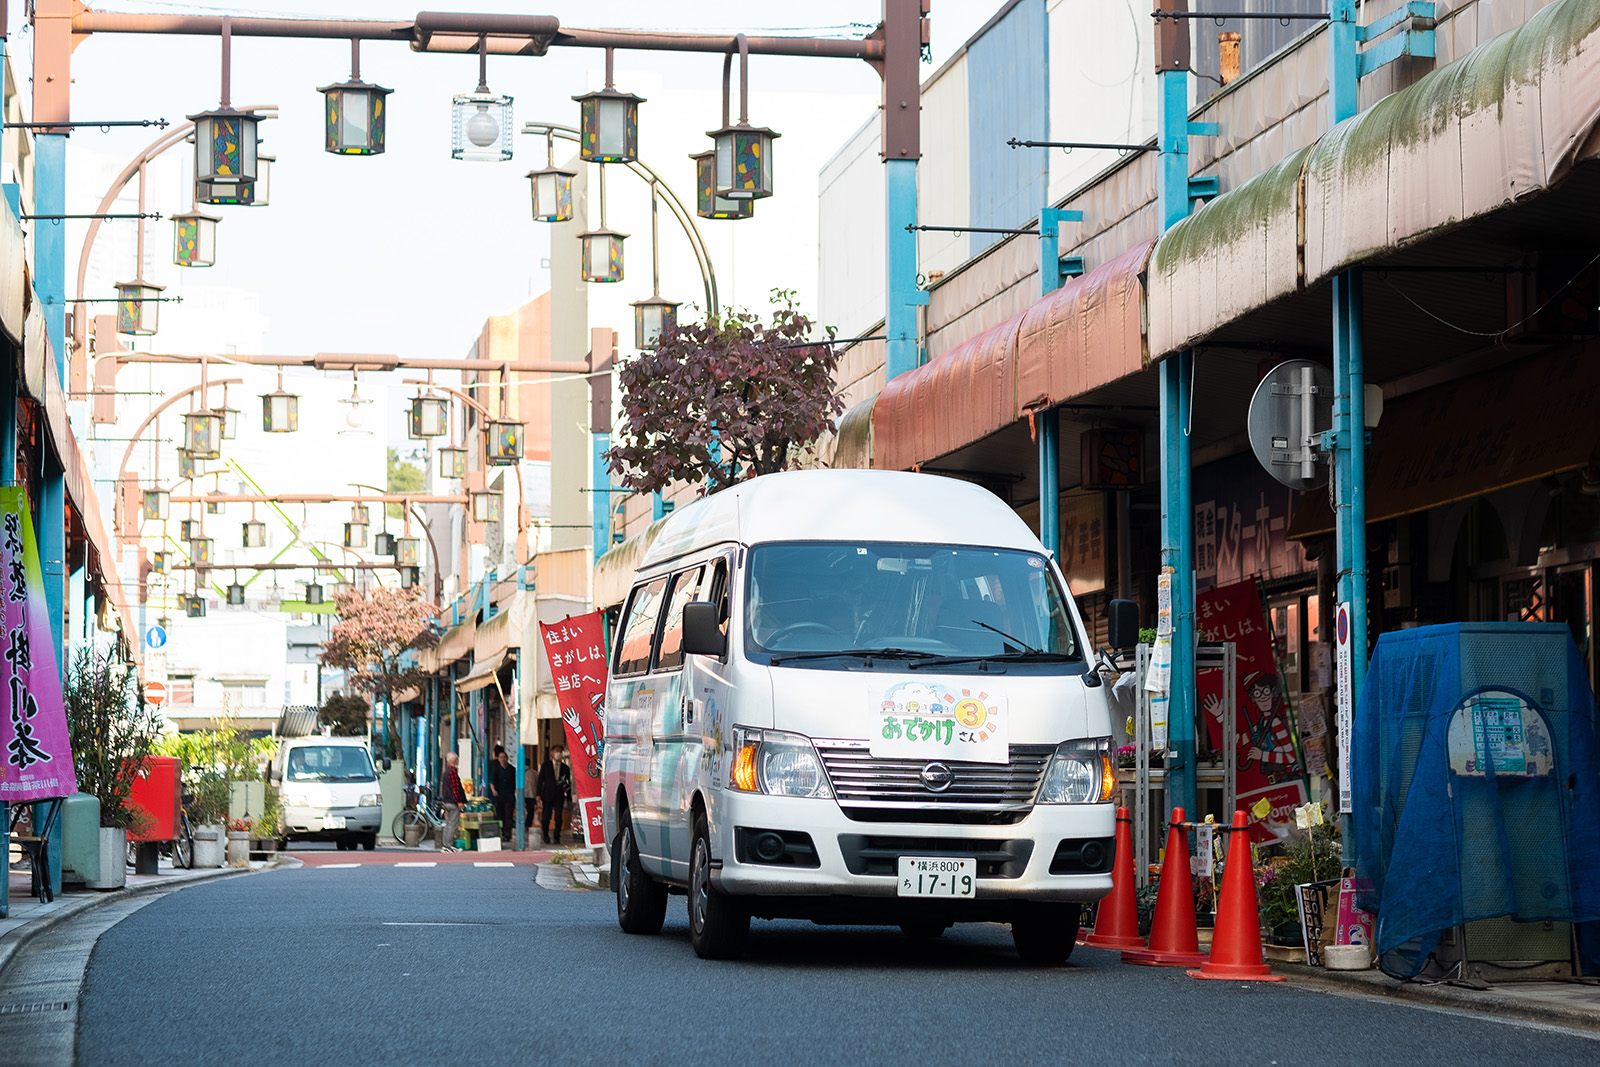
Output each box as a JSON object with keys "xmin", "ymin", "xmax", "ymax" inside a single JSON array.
[{"xmin": 871, "ymin": 681, "xmax": 1009, "ymax": 765}]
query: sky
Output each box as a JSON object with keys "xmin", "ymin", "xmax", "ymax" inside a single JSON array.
[{"xmin": 8, "ymin": 1, "xmax": 996, "ymax": 384}]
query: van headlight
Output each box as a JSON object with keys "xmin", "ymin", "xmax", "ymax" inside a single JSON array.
[
  {"xmin": 1037, "ymin": 738, "xmax": 1115, "ymax": 804},
  {"xmin": 359, "ymin": 794, "xmax": 381, "ymax": 807},
  {"xmin": 730, "ymin": 728, "xmax": 832, "ymax": 799}
]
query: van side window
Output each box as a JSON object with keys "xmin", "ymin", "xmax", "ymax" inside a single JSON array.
[
  {"xmin": 708, "ymin": 557, "xmax": 730, "ymax": 630},
  {"xmin": 655, "ymin": 566, "xmax": 706, "ymax": 671},
  {"xmin": 616, "ymin": 577, "xmax": 668, "ymax": 677}
]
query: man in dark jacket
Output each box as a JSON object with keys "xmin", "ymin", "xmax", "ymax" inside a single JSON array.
[
  {"xmin": 488, "ymin": 745, "xmax": 515, "ymax": 840},
  {"xmin": 537, "ymin": 746, "xmax": 567, "ymax": 845}
]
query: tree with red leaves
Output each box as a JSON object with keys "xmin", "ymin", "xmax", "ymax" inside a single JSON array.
[
  {"xmin": 319, "ymin": 587, "xmax": 438, "ymax": 756},
  {"xmin": 606, "ymin": 290, "xmax": 843, "ymax": 495}
]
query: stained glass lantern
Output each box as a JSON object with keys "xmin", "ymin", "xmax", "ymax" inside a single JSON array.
[
  {"xmin": 189, "ymin": 108, "xmax": 259, "ymax": 188},
  {"xmin": 305, "ymin": 582, "xmax": 324, "ymax": 606},
  {"xmin": 184, "ymin": 411, "xmax": 223, "ymax": 460},
  {"xmin": 212, "ymin": 403, "xmax": 240, "ymax": 440},
  {"xmin": 528, "ymin": 166, "xmax": 576, "ymax": 223},
  {"xmin": 151, "ymin": 551, "xmax": 169, "ymax": 575},
  {"xmin": 710, "ymin": 122, "xmax": 779, "ymax": 201},
  {"xmin": 329, "ymin": 580, "xmax": 352, "ymax": 599},
  {"xmin": 409, "ymin": 395, "xmax": 449, "ymax": 438},
  {"xmin": 172, "ymin": 210, "xmax": 220, "ymax": 268},
  {"xmin": 343, "ymin": 521, "xmax": 367, "ymax": 549},
  {"xmin": 486, "ymin": 419, "xmax": 524, "ymax": 466},
  {"xmin": 206, "ymin": 499, "xmax": 223, "ymax": 515},
  {"xmin": 227, "ymin": 582, "xmax": 246, "ymax": 606},
  {"xmin": 250, "ymin": 155, "xmax": 273, "ymax": 206},
  {"xmin": 115, "ymin": 279, "xmax": 165, "ymax": 336},
  {"xmin": 191, "ymin": 537, "xmax": 214, "ymax": 565},
  {"xmin": 186, "ymin": 594, "xmax": 207, "ymax": 618},
  {"xmin": 242, "ymin": 518, "xmax": 266, "ymax": 547},
  {"xmin": 438, "ymin": 446, "xmax": 467, "ymax": 480},
  {"xmin": 196, "ymin": 177, "xmax": 251, "ymax": 207},
  {"xmin": 451, "ymin": 91, "xmax": 514, "ymax": 162},
  {"xmin": 320, "ymin": 77, "xmax": 392, "ymax": 155},
  {"xmin": 141, "ymin": 490, "xmax": 170, "ymax": 521},
  {"xmin": 262, "ymin": 387, "xmax": 299, "ymax": 433},
  {"xmin": 398, "ymin": 565, "xmax": 420, "ymax": 590},
  {"xmin": 396, "ymin": 537, "xmax": 422, "ymax": 567},
  {"xmin": 471, "ymin": 490, "xmax": 501, "ymax": 523},
  {"xmin": 579, "ymin": 228, "xmax": 626, "ymax": 283},
  {"xmin": 574, "ymin": 87, "xmax": 644, "ymax": 163},
  {"xmin": 691, "ymin": 150, "xmax": 753, "ymax": 220},
  {"xmin": 351, "ymin": 504, "xmax": 370, "ymax": 524},
  {"xmin": 632, "ymin": 296, "xmax": 679, "ymax": 351},
  {"xmin": 180, "ymin": 519, "xmax": 202, "ymax": 541},
  {"xmin": 177, "ymin": 448, "xmax": 198, "ymax": 480},
  {"xmin": 373, "ymin": 531, "xmax": 396, "ymax": 556}
]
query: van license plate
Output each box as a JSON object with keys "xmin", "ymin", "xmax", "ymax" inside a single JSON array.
[
  {"xmin": 897, "ymin": 857, "xmax": 976, "ymax": 898},
  {"xmin": 323, "ymin": 816, "xmax": 347, "ymax": 829}
]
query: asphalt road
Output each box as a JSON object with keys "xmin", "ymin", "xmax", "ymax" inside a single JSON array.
[{"xmin": 70, "ymin": 864, "xmax": 1600, "ymax": 1067}]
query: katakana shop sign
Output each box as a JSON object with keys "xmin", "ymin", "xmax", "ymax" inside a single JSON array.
[
  {"xmin": 0, "ymin": 488, "xmax": 78, "ymax": 801},
  {"xmin": 538, "ymin": 611, "xmax": 608, "ymax": 846}
]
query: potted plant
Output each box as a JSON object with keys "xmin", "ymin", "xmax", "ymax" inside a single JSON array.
[
  {"xmin": 250, "ymin": 797, "xmax": 282, "ymax": 854},
  {"xmin": 64, "ymin": 647, "xmax": 163, "ymax": 890},
  {"xmin": 188, "ymin": 774, "xmax": 231, "ymax": 868},
  {"xmin": 225, "ymin": 816, "xmax": 252, "ymax": 866}
]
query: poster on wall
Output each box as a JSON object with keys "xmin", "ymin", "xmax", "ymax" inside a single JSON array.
[
  {"xmin": 0, "ymin": 488, "xmax": 79, "ymax": 801},
  {"xmin": 1197, "ymin": 577, "xmax": 1305, "ymax": 842},
  {"xmin": 538, "ymin": 611, "xmax": 609, "ymax": 847}
]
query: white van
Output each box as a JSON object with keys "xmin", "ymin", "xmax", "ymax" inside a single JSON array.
[
  {"xmin": 269, "ymin": 735, "xmax": 385, "ymax": 851},
  {"xmin": 603, "ymin": 469, "xmax": 1134, "ymax": 961}
]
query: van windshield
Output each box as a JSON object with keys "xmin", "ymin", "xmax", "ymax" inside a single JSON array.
[
  {"xmin": 744, "ymin": 542, "xmax": 1082, "ymax": 669},
  {"xmin": 285, "ymin": 745, "xmax": 377, "ymax": 783}
]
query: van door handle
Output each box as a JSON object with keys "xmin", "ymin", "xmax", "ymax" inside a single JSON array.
[{"xmin": 684, "ymin": 697, "xmax": 694, "ymax": 725}]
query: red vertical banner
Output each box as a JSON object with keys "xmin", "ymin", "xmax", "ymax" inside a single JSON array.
[
  {"xmin": 538, "ymin": 611, "xmax": 608, "ymax": 846},
  {"xmin": 1195, "ymin": 578, "xmax": 1306, "ymax": 842}
]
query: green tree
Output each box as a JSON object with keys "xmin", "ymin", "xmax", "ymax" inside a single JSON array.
[
  {"xmin": 318, "ymin": 692, "xmax": 371, "ymax": 737},
  {"xmin": 387, "ymin": 448, "xmax": 424, "ymax": 519},
  {"xmin": 318, "ymin": 588, "xmax": 437, "ymax": 758},
  {"xmin": 64, "ymin": 648, "xmax": 165, "ymax": 829}
]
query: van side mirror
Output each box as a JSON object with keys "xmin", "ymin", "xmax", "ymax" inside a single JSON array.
[
  {"xmin": 382, "ymin": 757, "xmax": 392, "ymax": 772},
  {"xmin": 1107, "ymin": 599, "xmax": 1140, "ymax": 651},
  {"xmin": 682, "ymin": 601, "xmax": 726, "ymax": 658}
]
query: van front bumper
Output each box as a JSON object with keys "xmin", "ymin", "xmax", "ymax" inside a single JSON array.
[{"xmin": 285, "ymin": 804, "xmax": 382, "ymax": 837}]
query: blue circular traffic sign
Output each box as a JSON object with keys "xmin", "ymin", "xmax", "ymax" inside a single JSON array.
[{"xmin": 144, "ymin": 625, "xmax": 167, "ymax": 649}]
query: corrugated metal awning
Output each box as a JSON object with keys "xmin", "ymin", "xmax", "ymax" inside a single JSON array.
[
  {"xmin": 1149, "ymin": 0, "xmax": 1600, "ymax": 359},
  {"xmin": 872, "ymin": 242, "xmax": 1151, "ymax": 472},
  {"xmin": 456, "ymin": 655, "xmax": 509, "ymax": 693}
]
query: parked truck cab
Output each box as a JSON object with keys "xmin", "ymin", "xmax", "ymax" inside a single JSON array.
[
  {"xmin": 269, "ymin": 735, "xmax": 384, "ymax": 851},
  {"xmin": 603, "ymin": 469, "xmax": 1132, "ymax": 961}
]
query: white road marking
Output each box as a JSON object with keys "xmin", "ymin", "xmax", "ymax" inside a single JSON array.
[
  {"xmin": 382, "ymin": 921, "xmax": 497, "ymax": 927},
  {"xmin": 393, "ymin": 862, "xmax": 437, "ymax": 868},
  {"xmin": 319, "ymin": 863, "xmax": 361, "ymax": 869},
  {"xmin": 474, "ymin": 862, "xmax": 515, "ymax": 867}
]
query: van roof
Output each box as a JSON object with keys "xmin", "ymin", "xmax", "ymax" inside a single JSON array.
[
  {"xmin": 638, "ymin": 469, "xmax": 1044, "ymax": 569},
  {"xmin": 279, "ymin": 736, "xmax": 370, "ymax": 748}
]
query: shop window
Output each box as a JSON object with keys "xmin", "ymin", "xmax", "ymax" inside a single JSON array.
[
  {"xmin": 170, "ymin": 674, "xmax": 195, "ymax": 705},
  {"xmin": 223, "ymin": 681, "xmax": 267, "ymax": 707}
]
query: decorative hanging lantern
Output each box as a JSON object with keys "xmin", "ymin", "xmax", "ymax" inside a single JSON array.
[
  {"xmin": 451, "ymin": 37, "xmax": 513, "ymax": 162},
  {"xmin": 350, "ymin": 503, "xmax": 370, "ymax": 524},
  {"xmin": 151, "ymin": 551, "xmax": 169, "ymax": 575},
  {"xmin": 528, "ymin": 165, "xmax": 576, "ymax": 223},
  {"xmin": 250, "ymin": 155, "xmax": 273, "ymax": 206},
  {"xmin": 227, "ymin": 582, "xmax": 246, "ymax": 606},
  {"xmin": 319, "ymin": 41, "xmax": 392, "ymax": 156},
  {"xmin": 574, "ymin": 51, "xmax": 643, "ymax": 163},
  {"xmin": 172, "ymin": 209, "xmax": 221, "ymax": 268},
  {"xmin": 691, "ymin": 150, "xmax": 753, "ymax": 220},
  {"xmin": 343, "ymin": 521, "xmax": 368, "ymax": 549},
  {"xmin": 115, "ymin": 279, "xmax": 165, "ymax": 336},
  {"xmin": 438, "ymin": 446, "xmax": 467, "ymax": 480},
  {"xmin": 396, "ymin": 537, "xmax": 422, "ymax": 566},
  {"xmin": 305, "ymin": 581, "xmax": 325, "ymax": 606},
  {"xmin": 262, "ymin": 371, "xmax": 299, "ymax": 433},
  {"xmin": 184, "ymin": 410, "xmax": 223, "ymax": 460},
  {"xmin": 329, "ymin": 580, "xmax": 352, "ymax": 599},
  {"xmin": 409, "ymin": 395, "xmax": 449, "ymax": 438},
  {"xmin": 242, "ymin": 518, "xmax": 266, "ymax": 547},
  {"xmin": 190, "ymin": 108, "xmax": 260, "ymax": 189},
  {"xmin": 141, "ymin": 490, "xmax": 170, "ymax": 521},
  {"xmin": 212, "ymin": 398, "xmax": 240, "ymax": 440},
  {"xmin": 180, "ymin": 518, "xmax": 202, "ymax": 541},
  {"xmin": 709, "ymin": 40, "xmax": 778, "ymax": 201},
  {"xmin": 191, "ymin": 537, "xmax": 214, "ymax": 565},
  {"xmin": 398, "ymin": 565, "xmax": 421, "ymax": 590},
  {"xmin": 373, "ymin": 531, "xmax": 396, "ymax": 556},
  {"xmin": 578, "ymin": 162, "xmax": 626, "ymax": 283},
  {"xmin": 177, "ymin": 448, "xmax": 198, "ymax": 480},
  {"xmin": 486, "ymin": 419, "xmax": 524, "ymax": 466},
  {"xmin": 196, "ymin": 176, "xmax": 252, "ymax": 207},
  {"xmin": 471, "ymin": 490, "xmax": 501, "ymax": 524},
  {"xmin": 206, "ymin": 498, "xmax": 224, "ymax": 515},
  {"xmin": 632, "ymin": 296, "xmax": 679, "ymax": 351},
  {"xmin": 186, "ymin": 594, "xmax": 207, "ymax": 618}
]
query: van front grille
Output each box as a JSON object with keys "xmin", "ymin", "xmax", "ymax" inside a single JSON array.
[{"xmin": 815, "ymin": 741, "xmax": 1054, "ymax": 823}]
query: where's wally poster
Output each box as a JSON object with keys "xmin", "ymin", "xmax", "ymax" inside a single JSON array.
[{"xmin": 0, "ymin": 488, "xmax": 78, "ymax": 800}]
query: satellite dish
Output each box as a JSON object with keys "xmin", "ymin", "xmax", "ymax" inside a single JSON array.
[{"xmin": 1247, "ymin": 359, "xmax": 1334, "ymax": 491}]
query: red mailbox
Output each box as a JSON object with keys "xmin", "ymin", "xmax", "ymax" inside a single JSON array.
[{"xmin": 126, "ymin": 755, "xmax": 182, "ymax": 842}]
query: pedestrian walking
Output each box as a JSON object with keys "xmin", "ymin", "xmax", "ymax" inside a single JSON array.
[
  {"xmin": 558, "ymin": 748, "xmax": 576, "ymax": 841},
  {"xmin": 441, "ymin": 751, "xmax": 466, "ymax": 852},
  {"xmin": 488, "ymin": 744, "xmax": 516, "ymax": 839},
  {"xmin": 537, "ymin": 746, "xmax": 567, "ymax": 846}
]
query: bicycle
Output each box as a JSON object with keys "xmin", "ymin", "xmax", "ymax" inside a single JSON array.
[
  {"xmin": 125, "ymin": 799, "xmax": 195, "ymax": 870},
  {"xmin": 392, "ymin": 785, "xmax": 447, "ymax": 847}
]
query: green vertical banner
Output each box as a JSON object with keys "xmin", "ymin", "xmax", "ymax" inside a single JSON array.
[{"xmin": 0, "ymin": 488, "xmax": 78, "ymax": 800}]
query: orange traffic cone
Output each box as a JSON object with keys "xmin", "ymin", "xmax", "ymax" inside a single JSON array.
[
  {"xmin": 1123, "ymin": 807, "xmax": 1207, "ymax": 967},
  {"xmin": 1188, "ymin": 810, "xmax": 1286, "ymax": 982},
  {"xmin": 1085, "ymin": 807, "xmax": 1144, "ymax": 951}
]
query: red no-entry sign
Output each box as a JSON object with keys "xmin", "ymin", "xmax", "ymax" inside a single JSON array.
[{"xmin": 144, "ymin": 680, "xmax": 167, "ymax": 707}]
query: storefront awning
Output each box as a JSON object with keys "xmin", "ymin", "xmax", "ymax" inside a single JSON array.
[
  {"xmin": 1287, "ymin": 340, "xmax": 1600, "ymax": 539},
  {"xmin": 455, "ymin": 655, "xmax": 509, "ymax": 694},
  {"xmin": 873, "ymin": 242, "xmax": 1153, "ymax": 472},
  {"xmin": 1149, "ymin": 0, "xmax": 1600, "ymax": 359},
  {"xmin": 420, "ymin": 614, "xmax": 476, "ymax": 673}
]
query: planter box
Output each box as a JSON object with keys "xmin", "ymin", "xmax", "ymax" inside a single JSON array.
[
  {"xmin": 191, "ymin": 825, "xmax": 225, "ymax": 869},
  {"xmin": 225, "ymin": 830, "xmax": 251, "ymax": 865},
  {"xmin": 87, "ymin": 827, "xmax": 127, "ymax": 890}
]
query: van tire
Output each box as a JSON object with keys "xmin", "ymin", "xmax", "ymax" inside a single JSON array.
[
  {"xmin": 614, "ymin": 815, "xmax": 667, "ymax": 935},
  {"xmin": 689, "ymin": 813, "xmax": 749, "ymax": 960},
  {"xmin": 1010, "ymin": 904, "xmax": 1080, "ymax": 966},
  {"xmin": 361, "ymin": 833, "xmax": 376, "ymax": 851}
]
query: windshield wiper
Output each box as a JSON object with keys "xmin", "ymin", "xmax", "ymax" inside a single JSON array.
[
  {"xmin": 907, "ymin": 650, "xmax": 1080, "ymax": 669},
  {"xmin": 768, "ymin": 647, "xmax": 942, "ymax": 665},
  {"xmin": 969, "ymin": 619, "xmax": 1040, "ymax": 655}
]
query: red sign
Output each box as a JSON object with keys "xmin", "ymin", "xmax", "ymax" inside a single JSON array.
[
  {"xmin": 1195, "ymin": 577, "xmax": 1306, "ymax": 843},
  {"xmin": 143, "ymin": 680, "xmax": 167, "ymax": 707},
  {"xmin": 538, "ymin": 611, "xmax": 608, "ymax": 847}
]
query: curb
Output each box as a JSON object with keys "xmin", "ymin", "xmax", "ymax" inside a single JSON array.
[
  {"xmin": 1274, "ymin": 961, "xmax": 1600, "ymax": 1033},
  {"xmin": 0, "ymin": 862, "xmax": 265, "ymax": 976}
]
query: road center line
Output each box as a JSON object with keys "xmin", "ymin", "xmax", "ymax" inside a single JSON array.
[
  {"xmin": 318, "ymin": 863, "xmax": 361, "ymax": 868},
  {"xmin": 381, "ymin": 922, "xmax": 499, "ymax": 927},
  {"xmin": 393, "ymin": 862, "xmax": 438, "ymax": 868},
  {"xmin": 474, "ymin": 862, "xmax": 515, "ymax": 867}
]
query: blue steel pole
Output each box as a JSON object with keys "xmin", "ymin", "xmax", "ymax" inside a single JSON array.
[
  {"xmin": 884, "ymin": 159, "xmax": 925, "ymax": 381},
  {"xmin": 514, "ymin": 656, "xmax": 525, "ymax": 851},
  {"xmin": 592, "ymin": 432, "xmax": 611, "ymax": 558},
  {"xmin": 1035, "ymin": 208, "xmax": 1082, "ymax": 558}
]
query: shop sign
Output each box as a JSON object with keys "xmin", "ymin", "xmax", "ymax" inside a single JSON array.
[
  {"xmin": 538, "ymin": 611, "xmax": 608, "ymax": 846},
  {"xmin": 1194, "ymin": 452, "xmax": 1312, "ymax": 594},
  {"xmin": 1058, "ymin": 492, "xmax": 1106, "ymax": 596}
]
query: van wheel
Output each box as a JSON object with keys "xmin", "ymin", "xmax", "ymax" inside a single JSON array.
[
  {"xmin": 689, "ymin": 813, "xmax": 748, "ymax": 960},
  {"xmin": 361, "ymin": 833, "xmax": 377, "ymax": 851},
  {"xmin": 614, "ymin": 814, "xmax": 667, "ymax": 935},
  {"xmin": 1011, "ymin": 904, "xmax": 1080, "ymax": 966}
]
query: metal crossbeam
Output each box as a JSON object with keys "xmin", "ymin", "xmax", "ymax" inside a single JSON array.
[{"xmin": 1008, "ymin": 137, "xmax": 1155, "ymax": 153}]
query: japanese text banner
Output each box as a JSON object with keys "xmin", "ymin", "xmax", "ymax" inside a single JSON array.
[
  {"xmin": 0, "ymin": 488, "xmax": 78, "ymax": 800},
  {"xmin": 538, "ymin": 611, "xmax": 607, "ymax": 846}
]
